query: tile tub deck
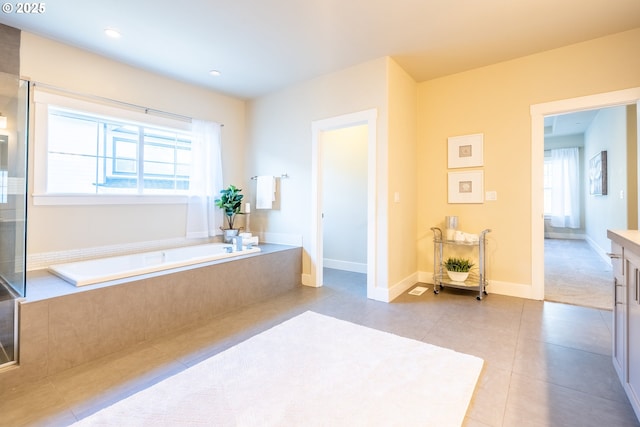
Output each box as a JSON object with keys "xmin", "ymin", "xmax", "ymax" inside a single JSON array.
[{"xmin": 0, "ymin": 244, "xmax": 301, "ymax": 388}]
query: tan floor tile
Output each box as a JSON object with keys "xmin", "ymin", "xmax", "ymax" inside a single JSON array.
[
  {"xmin": 504, "ymin": 373, "xmax": 639, "ymax": 427},
  {"xmin": 514, "ymin": 337, "xmax": 627, "ymax": 403},
  {"xmin": 465, "ymin": 365, "xmax": 511, "ymax": 426},
  {"xmin": 0, "ymin": 379, "xmax": 76, "ymax": 427}
]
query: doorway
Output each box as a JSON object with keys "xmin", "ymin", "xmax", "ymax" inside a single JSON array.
[
  {"xmin": 531, "ymin": 88, "xmax": 640, "ymax": 301},
  {"xmin": 321, "ymin": 125, "xmax": 368, "ymax": 297},
  {"xmin": 542, "ymin": 108, "xmax": 614, "ymax": 310},
  {"xmin": 310, "ymin": 109, "xmax": 378, "ymax": 299}
]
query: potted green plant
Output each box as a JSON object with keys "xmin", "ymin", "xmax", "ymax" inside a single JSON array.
[
  {"xmin": 444, "ymin": 257, "xmax": 474, "ymax": 282},
  {"xmin": 214, "ymin": 184, "xmax": 244, "ymax": 242}
]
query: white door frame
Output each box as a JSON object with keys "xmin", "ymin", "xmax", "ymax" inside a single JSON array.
[
  {"xmin": 310, "ymin": 109, "xmax": 377, "ymax": 297},
  {"xmin": 530, "ymin": 87, "xmax": 640, "ymax": 300}
]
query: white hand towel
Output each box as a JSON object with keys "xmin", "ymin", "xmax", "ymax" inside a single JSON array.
[
  {"xmin": 256, "ymin": 175, "xmax": 275, "ymax": 209},
  {"xmin": 464, "ymin": 233, "xmax": 479, "ymax": 243}
]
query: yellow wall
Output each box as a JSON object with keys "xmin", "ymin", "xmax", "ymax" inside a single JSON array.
[
  {"xmin": 417, "ymin": 28, "xmax": 640, "ymax": 290},
  {"xmin": 20, "ymin": 32, "xmax": 247, "ymax": 254},
  {"xmin": 387, "ymin": 58, "xmax": 418, "ymax": 288}
]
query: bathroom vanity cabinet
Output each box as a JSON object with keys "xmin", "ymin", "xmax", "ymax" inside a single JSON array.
[
  {"xmin": 431, "ymin": 227, "xmax": 491, "ymax": 300},
  {"xmin": 607, "ymin": 230, "xmax": 640, "ymax": 421}
]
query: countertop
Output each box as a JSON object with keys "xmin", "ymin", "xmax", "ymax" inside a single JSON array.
[{"xmin": 608, "ymin": 229, "xmax": 640, "ymax": 254}]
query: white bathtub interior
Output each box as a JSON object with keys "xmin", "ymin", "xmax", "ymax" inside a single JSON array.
[{"xmin": 49, "ymin": 243, "xmax": 261, "ymax": 287}]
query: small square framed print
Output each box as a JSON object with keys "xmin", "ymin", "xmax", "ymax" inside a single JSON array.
[
  {"xmin": 448, "ymin": 170, "xmax": 484, "ymax": 203},
  {"xmin": 448, "ymin": 133, "xmax": 483, "ymax": 168}
]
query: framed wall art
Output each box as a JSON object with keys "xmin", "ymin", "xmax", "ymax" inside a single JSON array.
[
  {"xmin": 448, "ymin": 133, "xmax": 483, "ymax": 168},
  {"xmin": 589, "ymin": 150, "xmax": 607, "ymax": 196},
  {"xmin": 448, "ymin": 170, "xmax": 484, "ymax": 204}
]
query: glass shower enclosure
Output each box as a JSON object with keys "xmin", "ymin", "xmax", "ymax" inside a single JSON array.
[{"xmin": 0, "ymin": 72, "xmax": 29, "ymax": 367}]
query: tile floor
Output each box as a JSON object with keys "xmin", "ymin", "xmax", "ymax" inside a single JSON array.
[
  {"xmin": 544, "ymin": 238, "xmax": 612, "ymax": 310},
  {"xmin": 1, "ymin": 270, "xmax": 639, "ymax": 427}
]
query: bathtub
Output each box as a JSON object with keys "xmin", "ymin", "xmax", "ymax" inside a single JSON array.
[{"xmin": 49, "ymin": 243, "xmax": 261, "ymax": 287}]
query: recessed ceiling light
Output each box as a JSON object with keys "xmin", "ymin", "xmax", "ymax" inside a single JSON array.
[
  {"xmin": 209, "ymin": 69, "xmax": 221, "ymax": 77},
  {"xmin": 104, "ymin": 28, "xmax": 121, "ymax": 39}
]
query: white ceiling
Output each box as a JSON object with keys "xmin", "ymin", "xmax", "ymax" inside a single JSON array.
[
  {"xmin": 1, "ymin": 0, "xmax": 639, "ymax": 99},
  {"xmin": 544, "ymin": 110, "xmax": 601, "ymax": 138}
]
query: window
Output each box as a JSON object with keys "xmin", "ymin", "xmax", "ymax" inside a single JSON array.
[
  {"xmin": 33, "ymin": 90, "xmax": 199, "ymax": 205},
  {"xmin": 47, "ymin": 108, "xmax": 192, "ymax": 195},
  {"xmin": 547, "ymin": 147, "xmax": 581, "ymax": 229}
]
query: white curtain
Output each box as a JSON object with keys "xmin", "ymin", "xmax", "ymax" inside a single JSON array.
[
  {"xmin": 550, "ymin": 147, "xmax": 581, "ymax": 229},
  {"xmin": 186, "ymin": 120, "xmax": 224, "ymax": 238}
]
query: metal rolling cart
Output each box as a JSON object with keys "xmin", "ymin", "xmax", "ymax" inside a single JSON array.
[{"xmin": 431, "ymin": 227, "xmax": 491, "ymax": 300}]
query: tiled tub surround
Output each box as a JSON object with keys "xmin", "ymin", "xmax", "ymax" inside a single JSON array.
[{"xmin": 0, "ymin": 244, "xmax": 301, "ymax": 389}]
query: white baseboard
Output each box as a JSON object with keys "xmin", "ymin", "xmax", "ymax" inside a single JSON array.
[
  {"xmin": 418, "ymin": 270, "xmax": 539, "ymax": 300},
  {"xmin": 323, "ymin": 259, "xmax": 367, "ymax": 274},
  {"xmin": 544, "ymin": 232, "xmax": 586, "ymax": 239},
  {"xmin": 306, "ymin": 267, "xmax": 540, "ymax": 302},
  {"xmin": 368, "ymin": 272, "xmax": 419, "ymax": 302},
  {"xmin": 585, "ymin": 236, "xmax": 612, "ymax": 265},
  {"xmin": 486, "ymin": 279, "xmax": 539, "ymax": 300}
]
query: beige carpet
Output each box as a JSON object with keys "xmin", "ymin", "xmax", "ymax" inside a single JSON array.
[
  {"xmin": 545, "ymin": 238, "xmax": 612, "ymax": 310},
  {"xmin": 73, "ymin": 311, "xmax": 484, "ymax": 426}
]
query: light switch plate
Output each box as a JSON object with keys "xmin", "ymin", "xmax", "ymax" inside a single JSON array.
[{"xmin": 485, "ymin": 190, "xmax": 497, "ymax": 201}]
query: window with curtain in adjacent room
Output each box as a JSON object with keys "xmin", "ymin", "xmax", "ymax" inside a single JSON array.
[
  {"xmin": 547, "ymin": 147, "xmax": 581, "ymax": 229},
  {"xmin": 543, "ymin": 151, "xmax": 553, "ymax": 215}
]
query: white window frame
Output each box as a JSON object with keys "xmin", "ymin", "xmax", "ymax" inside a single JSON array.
[{"xmin": 33, "ymin": 90, "xmax": 192, "ymax": 206}]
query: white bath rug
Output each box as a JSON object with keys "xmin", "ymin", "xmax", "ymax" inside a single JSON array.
[{"xmin": 72, "ymin": 311, "xmax": 483, "ymax": 426}]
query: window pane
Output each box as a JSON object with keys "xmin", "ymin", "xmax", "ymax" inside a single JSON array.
[
  {"xmin": 48, "ymin": 112, "xmax": 100, "ymax": 194},
  {"xmin": 49, "ymin": 113, "xmax": 98, "ymax": 156},
  {"xmin": 145, "ymin": 145, "xmax": 172, "ymax": 162},
  {"xmin": 47, "ymin": 152, "xmax": 99, "ymax": 193},
  {"xmin": 114, "ymin": 159, "xmax": 136, "ymax": 174},
  {"xmin": 142, "ymin": 129, "xmax": 191, "ymax": 194},
  {"xmin": 114, "ymin": 140, "xmax": 137, "ymax": 160},
  {"xmin": 176, "ymin": 148, "xmax": 190, "ymax": 165},
  {"xmin": 144, "ymin": 160, "xmax": 174, "ymax": 176}
]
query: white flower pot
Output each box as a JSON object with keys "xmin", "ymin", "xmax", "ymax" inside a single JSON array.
[
  {"xmin": 223, "ymin": 229, "xmax": 239, "ymax": 243},
  {"xmin": 446, "ymin": 270, "xmax": 469, "ymax": 282}
]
